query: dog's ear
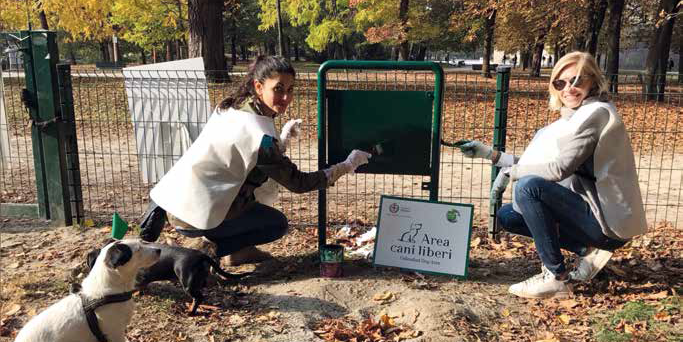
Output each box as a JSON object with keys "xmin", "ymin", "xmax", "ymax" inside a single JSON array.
[
  {"xmin": 86, "ymin": 249, "xmax": 100, "ymax": 271},
  {"xmin": 105, "ymin": 243, "xmax": 133, "ymax": 268}
]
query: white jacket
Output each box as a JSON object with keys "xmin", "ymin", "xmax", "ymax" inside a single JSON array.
[
  {"xmin": 511, "ymin": 99, "xmax": 647, "ymax": 240},
  {"xmin": 150, "ymin": 108, "xmax": 276, "ymax": 229}
]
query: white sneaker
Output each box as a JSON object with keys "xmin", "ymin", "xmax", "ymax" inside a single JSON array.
[
  {"xmin": 508, "ymin": 266, "xmax": 571, "ymax": 299},
  {"xmin": 570, "ymin": 248, "xmax": 613, "ymax": 282}
]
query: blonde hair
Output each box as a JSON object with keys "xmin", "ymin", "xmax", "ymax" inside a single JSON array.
[{"xmin": 548, "ymin": 51, "xmax": 607, "ymax": 111}]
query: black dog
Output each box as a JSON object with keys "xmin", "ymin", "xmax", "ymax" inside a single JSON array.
[{"xmin": 87, "ymin": 241, "xmax": 247, "ymax": 314}]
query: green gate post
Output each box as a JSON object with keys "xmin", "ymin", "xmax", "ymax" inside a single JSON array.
[
  {"xmin": 21, "ymin": 30, "xmax": 72, "ymax": 225},
  {"xmin": 489, "ymin": 66, "xmax": 510, "ymax": 241},
  {"xmin": 57, "ymin": 64, "xmax": 83, "ymax": 224}
]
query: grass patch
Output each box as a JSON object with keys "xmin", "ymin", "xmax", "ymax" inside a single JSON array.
[{"xmin": 594, "ymin": 296, "xmax": 682, "ymax": 342}]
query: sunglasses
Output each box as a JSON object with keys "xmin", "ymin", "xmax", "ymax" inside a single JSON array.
[{"xmin": 551, "ymin": 75, "xmax": 587, "ymax": 91}]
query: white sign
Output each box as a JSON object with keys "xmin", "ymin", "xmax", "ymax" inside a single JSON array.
[{"xmin": 373, "ymin": 195, "xmax": 473, "ymax": 277}]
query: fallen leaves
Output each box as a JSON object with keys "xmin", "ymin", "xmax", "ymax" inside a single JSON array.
[
  {"xmin": 373, "ymin": 291, "xmax": 398, "ymax": 304},
  {"xmin": 556, "ymin": 314, "xmax": 572, "ymax": 325},
  {"xmin": 3, "ymin": 304, "xmax": 22, "ymax": 316},
  {"xmin": 313, "ymin": 314, "xmax": 421, "ymax": 342},
  {"xmin": 645, "ymin": 290, "xmax": 669, "ymax": 300}
]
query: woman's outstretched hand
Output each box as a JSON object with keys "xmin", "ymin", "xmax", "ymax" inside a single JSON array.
[
  {"xmin": 324, "ymin": 149, "xmax": 372, "ymax": 185},
  {"xmin": 457, "ymin": 140, "xmax": 493, "ymax": 160},
  {"xmin": 344, "ymin": 149, "xmax": 372, "ymax": 172}
]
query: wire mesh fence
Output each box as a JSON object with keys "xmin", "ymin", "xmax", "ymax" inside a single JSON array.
[
  {"xmin": 1, "ymin": 68, "xmax": 681, "ymax": 231},
  {"xmin": 0, "ymin": 69, "xmax": 35, "ymax": 208}
]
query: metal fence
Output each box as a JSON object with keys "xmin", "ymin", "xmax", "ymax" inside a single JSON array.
[{"xmin": 1, "ymin": 67, "xmax": 681, "ymax": 231}]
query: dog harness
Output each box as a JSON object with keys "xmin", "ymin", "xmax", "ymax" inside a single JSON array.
[{"xmin": 79, "ymin": 291, "xmax": 135, "ymax": 342}]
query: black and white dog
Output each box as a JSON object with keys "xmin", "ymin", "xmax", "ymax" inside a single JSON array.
[
  {"xmin": 14, "ymin": 239, "xmax": 160, "ymax": 342},
  {"xmin": 87, "ymin": 242, "xmax": 247, "ymax": 315}
]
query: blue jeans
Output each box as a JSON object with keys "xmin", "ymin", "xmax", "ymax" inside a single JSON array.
[
  {"xmin": 497, "ymin": 176, "xmax": 626, "ymax": 276},
  {"xmin": 201, "ymin": 202, "xmax": 289, "ymax": 257}
]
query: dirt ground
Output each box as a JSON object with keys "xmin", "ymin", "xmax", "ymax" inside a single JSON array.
[{"xmin": 1, "ymin": 216, "xmax": 681, "ymax": 342}]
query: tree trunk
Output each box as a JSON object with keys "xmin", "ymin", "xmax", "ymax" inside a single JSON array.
[
  {"xmin": 482, "ymin": 9, "xmax": 497, "ymax": 78},
  {"xmin": 38, "ymin": 11, "xmax": 49, "ymax": 30},
  {"xmin": 68, "ymin": 45, "xmax": 77, "ymax": 64},
  {"xmin": 529, "ymin": 38, "xmax": 545, "ymax": 77},
  {"xmin": 140, "ymin": 47, "xmax": 147, "ymax": 64},
  {"xmin": 188, "ymin": 0, "xmax": 226, "ymax": 79},
  {"xmin": 276, "ymin": 0, "xmax": 285, "ymax": 56},
  {"xmin": 416, "ymin": 45, "xmax": 427, "ymax": 61},
  {"xmin": 586, "ymin": 0, "xmax": 609, "ymax": 55},
  {"xmin": 100, "ymin": 41, "xmax": 110, "ymax": 62},
  {"xmin": 294, "ymin": 43, "xmax": 300, "ymax": 61},
  {"xmin": 152, "ymin": 48, "xmax": 157, "ymax": 63},
  {"xmin": 175, "ymin": 40, "xmax": 183, "ymax": 60},
  {"xmin": 521, "ymin": 47, "xmax": 532, "ymax": 70},
  {"xmin": 397, "ymin": 0, "xmax": 410, "ymax": 61},
  {"xmin": 606, "ymin": 0, "xmax": 624, "ymax": 93},
  {"xmin": 678, "ymin": 31, "xmax": 683, "ymax": 84},
  {"xmin": 231, "ymin": 34, "xmax": 237, "ymax": 65},
  {"xmin": 166, "ymin": 41, "xmax": 172, "ymax": 61},
  {"xmin": 175, "ymin": 0, "xmax": 187, "ymax": 59},
  {"xmin": 341, "ymin": 39, "xmax": 349, "ymax": 60},
  {"xmin": 644, "ymin": 0, "xmax": 678, "ymax": 101}
]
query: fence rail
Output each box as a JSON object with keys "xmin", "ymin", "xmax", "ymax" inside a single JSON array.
[{"xmin": 2, "ymin": 68, "xmax": 681, "ymax": 231}]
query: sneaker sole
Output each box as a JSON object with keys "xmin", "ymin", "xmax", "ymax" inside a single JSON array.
[
  {"xmin": 508, "ymin": 288, "xmax": 572, "ymax": 299},
  {"xmin": 579, "ymin": 250, "xmax": 613, "ymax": 281}
]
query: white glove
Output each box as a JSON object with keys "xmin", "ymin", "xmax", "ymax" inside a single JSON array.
[
  {"xmin": 458, "ymin": 140, "xmax": 493, "ymax": 160},
  {"xmin": 323, "ymin": 150, "xmax": 372, "ymax": 185},
  {"xmin": 278, "ymin": 119, "xmax": 302, "ymax": 151},
  {"xmin": 343, "ymin": 149, "xmax": 372, "ymax": 172},
  {"xmin": 490, "ymin": 167, "xmax": 510, "ymax": 203}
]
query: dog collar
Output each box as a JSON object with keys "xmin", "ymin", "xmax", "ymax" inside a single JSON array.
[{"xmin": 79, "ymin": 291, "xmax": 135, "ymax": 342}]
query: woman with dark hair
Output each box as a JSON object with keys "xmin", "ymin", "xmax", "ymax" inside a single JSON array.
[
  {"xmin": 141, "ymin": 56, "xmax": 371, "ymax": 265},
  {"xmin": 457, "ymin": 52, "xmax": 646, "ymax": 299}
]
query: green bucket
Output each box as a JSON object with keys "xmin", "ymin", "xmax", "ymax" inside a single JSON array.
[{"xmin": 320, "ymin": 244, "xmax": 344, "ymax": 277}]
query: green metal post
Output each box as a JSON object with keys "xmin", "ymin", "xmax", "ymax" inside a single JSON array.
[
  {"xmin": 489, "ymin": 66, "xmax": 510, "ymax": 241},
  {"xmin": 21, "ymin": 30, "xmax": 72, "ymax": 225},
  {"xmin": 20, "ymin": 31, "xmax": 48, "ymax": 219},
  {"xmin": 57, "ymin": 64, "xmax": 83, "ymax": 224},
  {"xmin": 316, "ymin": 65, "xmax": 328, "ymax": 250},
  {"xmin": 430, "ymin": 65, "xmax": 444, "ymax": 201}
]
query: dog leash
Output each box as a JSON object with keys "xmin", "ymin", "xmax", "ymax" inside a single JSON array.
[{"xmin": 79, "ymin": 291, "xmax": 135, "ymax": 342}]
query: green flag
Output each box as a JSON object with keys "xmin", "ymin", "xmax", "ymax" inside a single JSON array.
[{"xmin": 112, "ymin": 212, "xmax": 129, "ymax": 239}]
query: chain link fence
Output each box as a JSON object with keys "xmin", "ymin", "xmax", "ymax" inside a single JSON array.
[{"xmin": 1, "ymin": 68, "xmax": 681, "ymax": 231}]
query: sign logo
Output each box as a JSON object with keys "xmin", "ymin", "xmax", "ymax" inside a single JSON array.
[
  {"xmin": 389, "ymin": 202, "xmax": 400, "ymax": 213},
  {"xmin": 398, "ymin": 223, "xmax": 422, "ymax": 243},
  {"xmin": 446, "ymin": 209, "xmax": 460, "ymax": 223}
]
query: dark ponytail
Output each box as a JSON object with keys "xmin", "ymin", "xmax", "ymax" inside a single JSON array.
[{"xmin": 219, "ymin": 55, "xmax": 296, "ymax": 110}]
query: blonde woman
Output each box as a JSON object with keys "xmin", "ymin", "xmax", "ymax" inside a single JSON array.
[{"xmin": 458, "ymin": 52, "xmax": 646, "ymax": 299}]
